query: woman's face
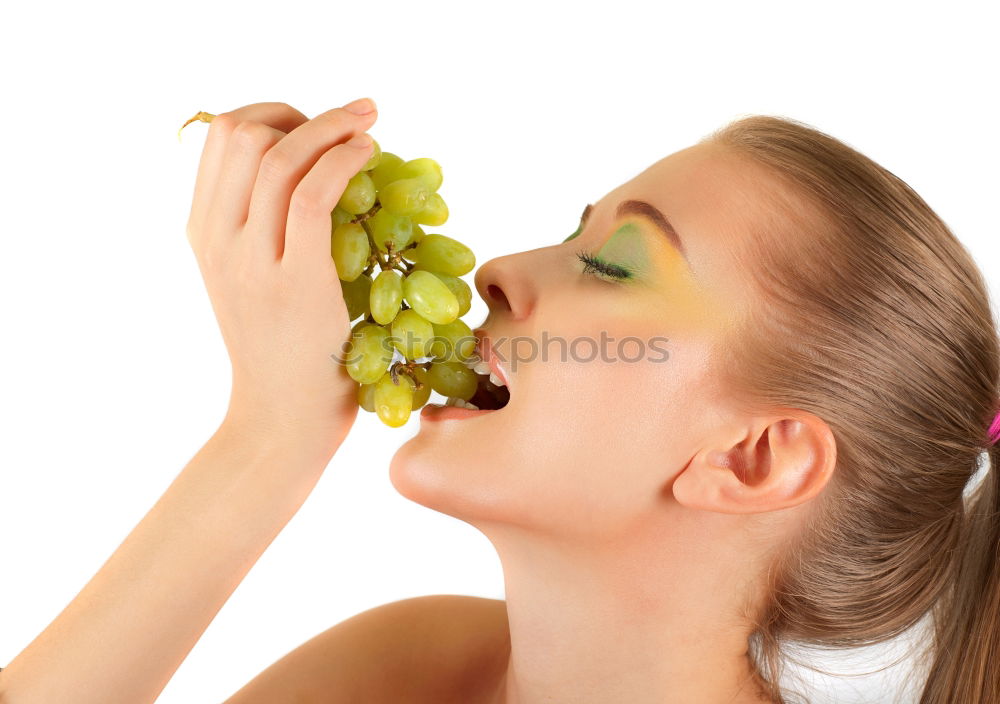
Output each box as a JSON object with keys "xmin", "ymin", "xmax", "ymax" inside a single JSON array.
[{"xmin": 390, "ymin": 141, "xmax": 768, "ymax": 542}]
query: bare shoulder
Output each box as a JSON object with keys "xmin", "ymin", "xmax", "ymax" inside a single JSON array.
[{"xmin": 221, "ymin": 594, "xmax": 509, "ymax": 704}]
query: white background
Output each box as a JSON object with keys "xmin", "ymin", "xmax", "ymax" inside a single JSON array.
[{"xmin": 1, "ymin": 1, "xmax": 996, "ymax": 702}]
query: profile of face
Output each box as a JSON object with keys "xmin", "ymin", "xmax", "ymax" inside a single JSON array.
[{"xmin": 390, "ymin": 142, "xmax": 796, "ymax": 547}]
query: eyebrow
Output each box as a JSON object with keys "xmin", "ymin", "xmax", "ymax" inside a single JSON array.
[{"xmin": 581, "ymin": 200, "xmax": 688, "ymax": 263}]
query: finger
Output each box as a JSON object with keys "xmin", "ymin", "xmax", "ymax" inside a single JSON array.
[
  {"xmin": 186, "ymin": 112, "xmax": 236, "ymax": 241},
  {"xmin": 282, "ymin": 132, "xmax": 375, "ymax": 267},
  {"xmin": 186, "ymin": 102, "xmax": 308, "ymax": 239},
  {"xmin": 245, "ymin": 101, "xmax": 378, "ymax": 254},
  {"xmin": 208, "ymin": 120, "xmax": 285, "ymax": 234}
]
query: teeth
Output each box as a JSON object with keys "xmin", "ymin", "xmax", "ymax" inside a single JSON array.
[
  {"xmin": 472, "ymin": 361, "xmax": 491, "ymax": 375},
  {"xmin": 444, "ymin": 397, "xmax": 479, "ymax": 410},
  {"xmin": 462, "ymin": 354, "xmax": 482, "ymax": 369},
  {"xmin": 489, "ymin": 372, "xmax": 505, "ymax": 387}
]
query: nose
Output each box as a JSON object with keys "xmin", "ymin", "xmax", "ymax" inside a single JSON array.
[{"xmin": 474, "ymin": 251, "xmax": 539, "ymax": 322}]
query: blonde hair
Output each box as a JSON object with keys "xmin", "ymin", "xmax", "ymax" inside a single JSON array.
[{"xmin": 700, "ymin": 115, "xmax": 1000, "ymax": 703}]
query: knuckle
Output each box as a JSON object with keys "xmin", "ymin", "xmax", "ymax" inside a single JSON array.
[
  {"xmin": 269, "ymin": 101, "xmax": 297, "ymax": 115},
  {"xmin": 259, "ymin": 145, "xmax": 293, "ymax": 182},
  {"xmin": 288, "ymin": 185, "xmax": 327, "ymax": 218},
  {"xmin": 199, "ymin": 238, "xmax": 231, "ymax": 274},
  {"xmin": 207, "ymin": 112, "xmax": 238, "ymax": 138},
  {"xmin": 231, "ymin": 120, "xmax": 276, "ymax": 151}
]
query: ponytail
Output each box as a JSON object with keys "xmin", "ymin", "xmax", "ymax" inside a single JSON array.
[{"xmin": 920, "ymin": 440, "xmax": 1000, "ymax": 703}]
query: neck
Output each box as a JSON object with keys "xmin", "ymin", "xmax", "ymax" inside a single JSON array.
[{"xmin": 482, "ymin": 519, "xmax": 772, "ymax": 704}]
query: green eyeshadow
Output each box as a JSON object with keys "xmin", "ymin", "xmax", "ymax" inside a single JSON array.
[{"xmin": 594, "ymin": 223, "xmax": 650, "ymax": 277}]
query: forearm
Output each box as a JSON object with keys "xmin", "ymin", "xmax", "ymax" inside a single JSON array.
[{"xmin": 0, "ymin": 422, "xmax": 332, "ymax": 704}]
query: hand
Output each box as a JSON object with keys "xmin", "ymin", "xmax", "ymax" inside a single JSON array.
[{"xmin": 185, "ymin": 99, "xmax": 378, "ymax": 459}]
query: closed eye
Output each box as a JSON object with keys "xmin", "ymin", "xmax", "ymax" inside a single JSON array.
[{"xmin": 576, "ymin": 251, "xmax": 633, "ymax": 280}]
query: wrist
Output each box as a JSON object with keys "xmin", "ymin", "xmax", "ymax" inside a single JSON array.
[{"xmin": 217, "ymin": 403, "xmax": 354, "ymax": 469}]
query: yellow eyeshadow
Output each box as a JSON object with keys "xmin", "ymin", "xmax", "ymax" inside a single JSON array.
[{"xmin": 594, "ymin": 217, "xmax": 738, "ymax": 335}]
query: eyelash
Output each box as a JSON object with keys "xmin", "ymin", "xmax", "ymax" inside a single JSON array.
[{"xmin": 576, "ymin": 250, "xmax": 633, "ymax": 281}]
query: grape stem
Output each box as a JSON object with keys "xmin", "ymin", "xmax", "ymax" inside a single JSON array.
[
  {"xmin": 351, "ymin": 201, "xmax": 420, "ymax": 274},
  {"xmin": 398, "ymin": 242, "xmax": 417, "ymax": 272},
  {"xmin": 384, "ymin": 241, "xmax": 413, "ymax": 275},
  {"xmin": 352, "ymin": 202, "xmax": 381, "ymax": 223},
  {"xmin": 177, "ymin": 111, "xmax": 215, "ymax": 141},
  {"xmin": 359, "ymin": 220, "xmax": 392, "ymax": 271},
  {"xmin": 353, "ymin": 202, "xmax": 393, "ymax": 272},
  {"xmin": 390, "ymin": 360, "xmax": 432, "ymax": 388}
]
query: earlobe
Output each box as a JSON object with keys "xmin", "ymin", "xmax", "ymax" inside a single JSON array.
[{"xmin": 673, "ymin": 413, "xmax": 836, "ymax": 515}]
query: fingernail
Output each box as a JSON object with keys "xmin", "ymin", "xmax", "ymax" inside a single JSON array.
[
  {"xmin": 346, "ymin": 133, "xmax": 373, "ymax": 149},
  {"xmin": 343, "ymin": 97, "xmax": 376, "ymax": 115}
]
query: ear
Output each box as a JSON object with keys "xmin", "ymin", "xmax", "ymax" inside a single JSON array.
[{"xmin": 672, "ymin": 411, "xmax": 837, "ymax": 514}]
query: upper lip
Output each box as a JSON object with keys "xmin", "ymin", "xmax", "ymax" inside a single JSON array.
[{"xmin": 473, "ymin": 329, "xmax": 511, "ymax": 389}]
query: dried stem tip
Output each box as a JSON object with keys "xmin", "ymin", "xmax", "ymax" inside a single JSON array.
[{"xmin": 177, "ymin": 111, "xmax": 217, "ymax": 141}]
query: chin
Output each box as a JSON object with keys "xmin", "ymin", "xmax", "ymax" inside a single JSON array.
[
  {"xmin": 388, "ymin": 410, "xmax": 524, "ymax": 526},
  {"xmin": 388, "ymin": 432, "xmax": 456, "ymax": 513}
]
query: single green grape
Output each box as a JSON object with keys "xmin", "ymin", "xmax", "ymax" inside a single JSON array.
[
  {"xmin": 369, "ymin": 152, "xmax": 405, "ymax": 190},
  {"xmin": 374, "ymin": 371, "xmax": 415, "ymax": 427},
  {"xmin": 331, "ymin": 206, "xmax": 354, "ymax": 231},
  {"xmin": 434, "ymin": 274, "xmax": 472, "ymax": 317},
  {"xmin": 410, "ymin": 366, "xmax": 431, "ymax": 410},
  {"xmin": 341, "ymin": 274, "xmax": 373, "ymax": 321},
  {"xmin": 362, "ymin": 139, "xmax": 382, "ymax": 171},
  {"xmin": 345, "ymin": 323, "xmax": 393, "ymax": 384},
  {"xmin": 331, "ymin": 222, "xmax": 370, "ymax": 282},
  {"xmin": 411, "ymin": 224, "xmax": 427, "ymax": 245},
  {"xmin": 396, "ymin": 158, "xmax": 443, "ymax": 191},
  {"xmin": 368, "ymin": 207, "xmax": 414, "ymax": 253},
  {"xmin": 370, "ymin": 269, "xmax": 403, "ymax": 325},
  {"xmin": 379, "ymin": 177, "xmax": 431, "ymax": 217},
  {"xmin": 428, "ymin": 361, "xmax": 478, "ymax": 400},
  {"xmin": 358, "ymin": 382, "xmax": 376, "ymax": 412},
  {"xmin": 410, "ymin": 234, "xmax": 475, "ymax": 276},
  {"xmin": 430, "ymin": 319, "xmax": 476, "ymax": 362},
  {"xmin": 337, "ymin": 171, "xmax": 377, "ymax": 215},
  {"xmin": 412, "ymin": 192, "xmax": 449, "ymax": 226},
  {"xmin": 403, "ymin": 270, "xmax": 459, "ymax": 324},
  {"xmin": 389, "ymin": 309, "xmax": 433, "ymax": 360}
]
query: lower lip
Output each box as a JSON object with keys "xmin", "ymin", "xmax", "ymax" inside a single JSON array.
[{"xmin": 420, "ymin": 404, "xmax": 498, "ymax": 422}]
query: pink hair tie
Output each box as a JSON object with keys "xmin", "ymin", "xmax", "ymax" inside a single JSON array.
[{"xmin": 990, "ymin": 410, "xmax": 1000, "ymax": 445}]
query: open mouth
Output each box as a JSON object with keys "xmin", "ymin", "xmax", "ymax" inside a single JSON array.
[
  {"xmin": 464, "ymin": 333, "xmax": 511, "ymax": 410},
  {"xmin": 465, "ymin": 360, "xmax": 511, "ymax": 410},
  {"xmin": 421, "ymin": 333, "xmax": 511, "ymax": 418},
  {"xmin": 434, "ymin": 352, "xmax": 510, "ymax": 411}
]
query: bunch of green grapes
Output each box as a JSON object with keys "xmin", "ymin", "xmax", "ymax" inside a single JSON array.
[{"xmin": 333, "ymin": 140, "xmax": 484, "ymax": 427}]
